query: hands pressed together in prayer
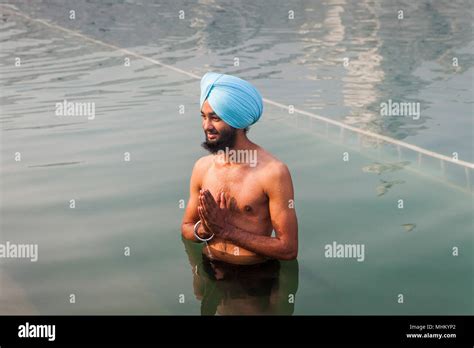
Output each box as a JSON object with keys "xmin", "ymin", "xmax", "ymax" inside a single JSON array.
[{"xmin": 197, "ymin": 189, "xmax": 231, "ymax": 240}]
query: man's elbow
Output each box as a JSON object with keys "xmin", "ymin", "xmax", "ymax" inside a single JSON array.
[
  {"xmin": 278, "ymin": 247, "xmax": 298, "ymax": 261},
  {"xmin": 181, "ymin": 224, "xmax": 194, "ymax": 241}
]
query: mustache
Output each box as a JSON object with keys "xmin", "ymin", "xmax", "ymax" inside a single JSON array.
[{"xmin": 201, "ymin": 127, "xmax": 237, "ymax": 154}]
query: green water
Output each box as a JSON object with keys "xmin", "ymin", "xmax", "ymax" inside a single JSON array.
[{"xmin": 0, "ymin": 0, "xmax": 472, "ymax": 315}]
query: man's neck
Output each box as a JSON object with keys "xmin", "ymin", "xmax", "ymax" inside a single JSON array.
[
  {"xmin": 215, "ymin": 133, "xmax": 258, "ymax": 167},
  {"xmin": 231, "ymin": 133, "xmax": 255, "ymax": 151}
]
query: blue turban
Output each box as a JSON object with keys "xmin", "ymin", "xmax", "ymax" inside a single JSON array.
[{"xmin": 200, "ymin": 72, "xmax": 263, "ymax": 129}]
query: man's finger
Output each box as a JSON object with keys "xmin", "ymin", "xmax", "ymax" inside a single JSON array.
[
  {"xmin": 202, "ymin": 193, "xmax": 215, "ymax": 213},
  {"xmin": 198, "ymin": 206, "xmax": 205, "ymax": 223},
  {"xmin": 200, "ymin": 194, "xmax": 211, "ymax": 212},
  {"xmin": 199, "ymin": 194, "xmax": 207, "ymax": 211},
  {"xmin": 201, "ymin": 199, "xmax": 211, "ymax": 219},
  {"xmin": 198, "ymin": 207, "xmax": 205, "ymax": 229},
  {"xmin": 204, "ymin": 190, "xmax": 218, "ymax": 208},
  {"xmin": 219, "ymin": 191, "xmax": 226, "ymax": 209},
  {"xmin": 198, "ymin": 207, "xmax": 211, "ymax": 233},
  {"xmin": 199, "ymin": 194, "xmax": 203, "ymax": 206},
  {"xmin": 201, "ymin": 207, "xmax": 215, "ymax": 234}
]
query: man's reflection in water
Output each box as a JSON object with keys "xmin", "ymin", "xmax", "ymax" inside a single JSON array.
[{"xmin": 182, "ymin": 237, "xmax": 299, "ymax": 315}]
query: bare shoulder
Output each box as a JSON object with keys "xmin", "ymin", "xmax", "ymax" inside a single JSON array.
[
  {"xmin": 193, "ymin": 154, "xmax": 213, "ymax": 172},
  {"xmin": 190, "ymin": 155, "xmax": 213, "ymax": 184},
  {"xmin": 256, "ymin": 148, "xmax": 294, "ymax": 200},
  {"xmin": 257, "ymin": 147, "xmax": 292, "ymax": 182}
]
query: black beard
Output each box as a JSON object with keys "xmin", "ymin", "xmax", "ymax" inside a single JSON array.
[{"xmin": 201, "ymin": 127, "xmax": 237, "ymax": 154}]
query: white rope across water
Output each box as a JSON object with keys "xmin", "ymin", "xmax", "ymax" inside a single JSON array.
[{"xmin": 2, "ymin": 5, "xmax": 473, "ymax": 171}]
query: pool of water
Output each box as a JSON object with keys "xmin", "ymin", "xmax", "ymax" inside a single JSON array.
[{"xmin": 0, "ymin": 0, "xmax": 472, "ymax": 315}]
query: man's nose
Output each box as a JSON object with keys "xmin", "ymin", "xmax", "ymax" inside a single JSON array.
[{"xmin": 203, "ymin": 119, "xmax": 214, "ymax": 131}]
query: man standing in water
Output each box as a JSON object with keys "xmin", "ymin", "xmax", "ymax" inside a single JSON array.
[{"xmin": 181, "ymin": 72, "xmax": 298, "ymax": 265}]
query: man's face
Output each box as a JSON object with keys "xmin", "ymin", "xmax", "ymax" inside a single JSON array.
[{"xmin": 201, "ymin": 100, "xmax": 237, "ymax": 153}]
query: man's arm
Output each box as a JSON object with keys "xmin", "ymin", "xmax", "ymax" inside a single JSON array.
[
  {"xmin": 212, "ymin": 163, "xmax": 298, "ymax": 260},
  {"xmin": 181, "ymin": 157, "xmax": 212, "ymax": 241}
]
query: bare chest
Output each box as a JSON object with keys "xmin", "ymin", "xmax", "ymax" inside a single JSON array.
[{"xmin": 201, "ymin": 165, "xmax": 268, "ymax": 216}]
